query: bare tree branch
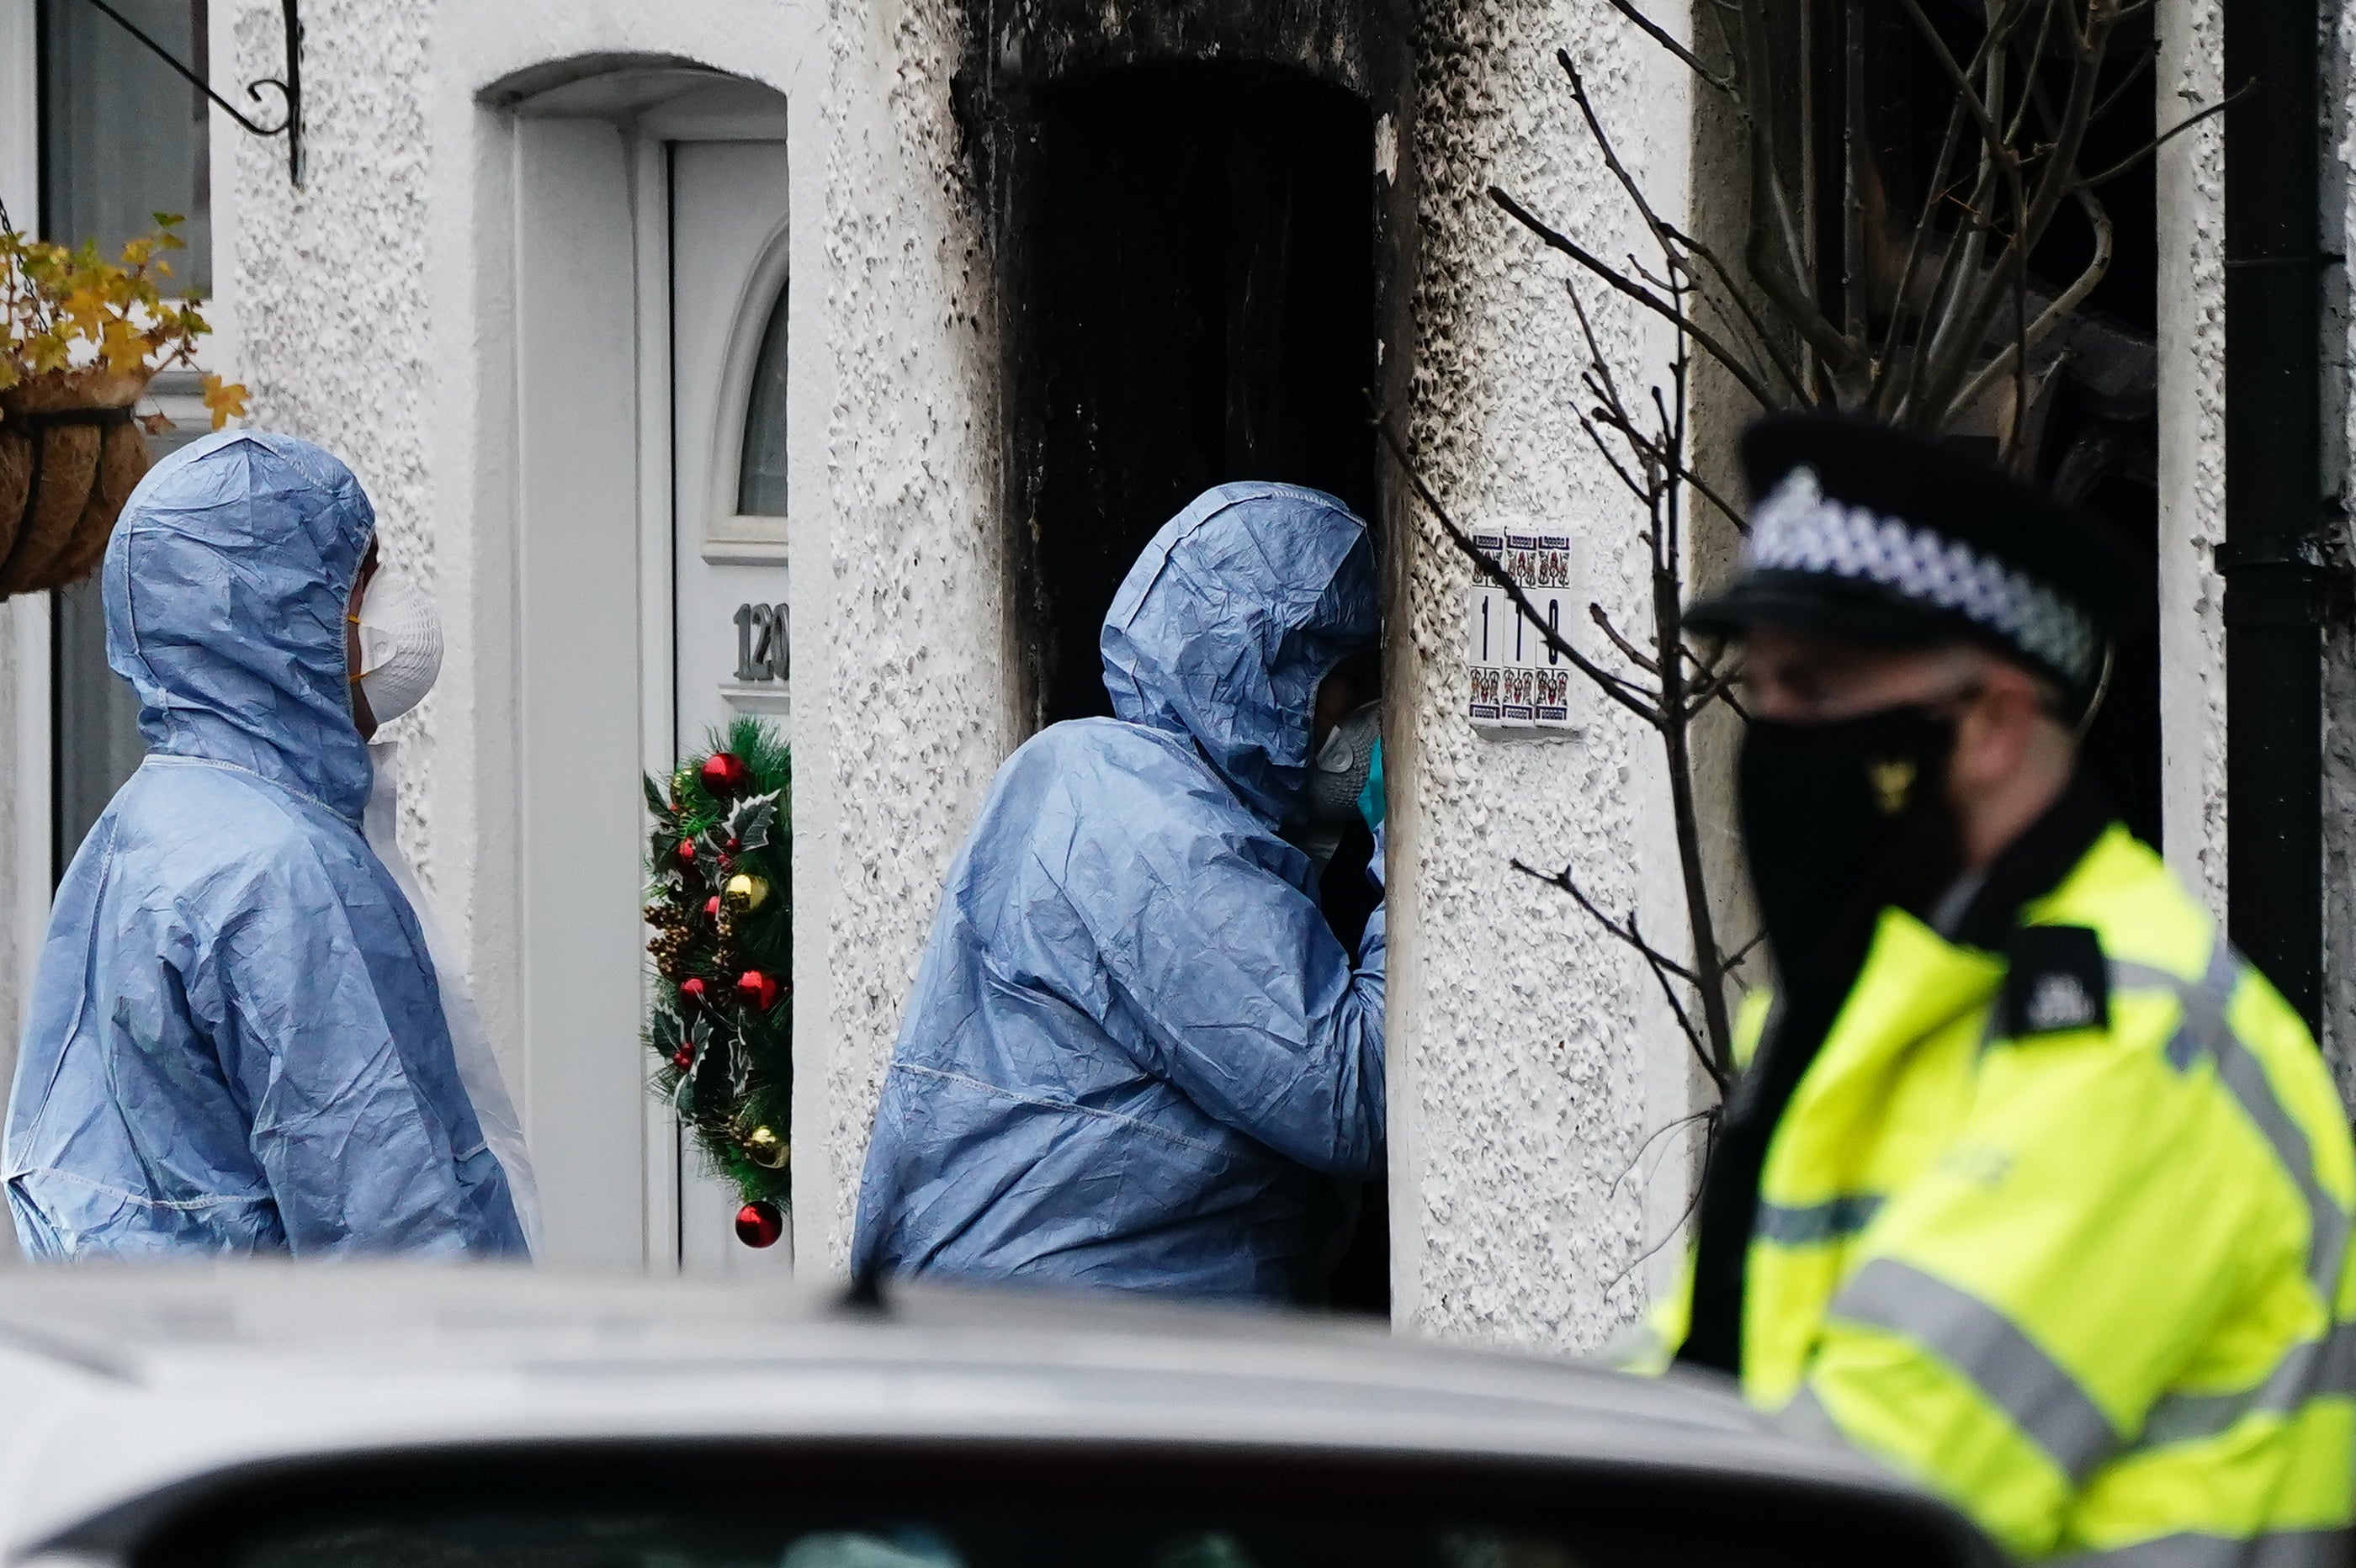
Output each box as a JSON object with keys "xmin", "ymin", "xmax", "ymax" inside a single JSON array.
[
  {"xmin": 1512, "ymin": 859, "xmax": 1699, "ymax": 984},
  {"xmin": 1608, "ymin": 1156, "xmax": 1713, "ymax": 1289},
  {"xmin": 1601, "ymin": 0, "xmax": 1737, "ymax": 96},
  {"xmin": 1943, "ymin": 184, "xmax": 2112, "ymax": 425},
  {"xmin": 1490, "ymin": 186, "xmax": 1782, "ymax": 411},
  {"xmin": 1591, "ymin": 602, "xmax": 1661, "ymax": 674},
  {"xmin": 2079, "ymin": 82, "xmax": 2249, "ymax": 188},
  {"xmin": 1373, "ymin": 408, "xmax": 1664, "ymax": 725},
  {"xmin": 1609, "ymin": 1108, "xmax": 1723, "ymax": 1201}
]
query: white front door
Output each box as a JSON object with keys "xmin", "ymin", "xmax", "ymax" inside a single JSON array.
[{"xmin": 666, "ymin": 138, "xmax": 794, "ymax": 1273}]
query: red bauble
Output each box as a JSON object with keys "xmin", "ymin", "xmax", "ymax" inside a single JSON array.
[
  {"xmin": 735, "ymin": 1200, "xmax": 784, "ymax": 1248},
  {"xmin": 735, "ymin": 969, "xmax": 784, "ymax": 1012},
  {"xmin": 674, "ymin": 839, "xmax": 697, "ymax": 865},
  {"xmin": 679, "ymin": 976, "xmax": 708, "ymax": 1008},
  {"xmin": 702, "ymin": 752, "xmax": 751, "ymax": 797}
]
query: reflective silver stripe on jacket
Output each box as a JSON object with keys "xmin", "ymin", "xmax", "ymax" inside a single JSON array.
[
  {"xmin": 1828, "ymin": 1256, "xmax": 2120, "ymax": 1481},
  {"xmin": 1756, "ymin": 1193, "xmax": 1884, "ymax": 1246},
  {"xmin": 2053, "ymin": 1529, "xmax": 2351, "ymax": 1568},
  {"xmin": 2142, "ymin": 1322, "xmax": 2356, "ymax": 1448},
  {"xmin": 2113, "ymin": 947, "xmax": 2353, "ymax": 1299}
]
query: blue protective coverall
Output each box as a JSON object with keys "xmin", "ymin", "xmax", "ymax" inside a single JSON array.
[
  {"xmin": 4, "ymin": 432, "xmax": 526, "ymax": 1258},
  {"xmin": 852, "ymin": 482, "xmax": 1385, "ymax": 1300}
]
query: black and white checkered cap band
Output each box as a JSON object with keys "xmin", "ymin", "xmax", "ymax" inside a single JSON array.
[{"xmin": 1747, "ymin": 465, "xmax": 2100, "ymax": 686}]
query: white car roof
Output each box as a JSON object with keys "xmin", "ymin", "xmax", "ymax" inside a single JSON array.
[{"xmin": 0, "ymin": 1265, "xmax": 1962, "ymax": 1561}]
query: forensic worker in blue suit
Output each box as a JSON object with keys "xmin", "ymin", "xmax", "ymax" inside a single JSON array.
[
  {"xmin": 4, "ymin": 431, "xmax": 528, "ymax": 1259},
  {"xmin": 852, "ymin": 483, "xmax": 1386, "ymax": 1300}
]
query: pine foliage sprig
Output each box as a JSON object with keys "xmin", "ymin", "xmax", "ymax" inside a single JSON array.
[{"xmin": 641, "ymin": 716, "xmax": 793, "ymax": 1206}]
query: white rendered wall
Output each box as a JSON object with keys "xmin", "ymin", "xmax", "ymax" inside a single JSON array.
[
  {"xmin": 2154, "ymin": 0, "xmax": 2231, "ymax": 940},
  {"xmin": 809, "ymin": 1, "xmax": 1010, "ymax": 1264},
  {"xmin": 1388, "ymin": 3, "xmax": 1701, "ymax": 1348}
]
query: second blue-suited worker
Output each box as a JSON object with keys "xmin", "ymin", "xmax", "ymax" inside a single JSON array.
[
  {"xmin": 852, "ymin": 483, "xmax": 1385, "ymax": 1300},
  {"xmin": 4, "ymin": 432, "xmax": 528, "ymax": 1258}
]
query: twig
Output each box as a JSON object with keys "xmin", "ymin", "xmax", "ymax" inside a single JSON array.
[
  {"xmin": 1608, "ymin": 1160, "xmax": 1712, "ymax": 1289},
  {"xmin": 1590, "ymin": 603, "xmax": 1660, "ymax": 675},
  {"xmin": 1490, "ymin": 186, "xmax": 1780, "ymax": 412},
  {"xmin": 1600, "ymin": 0, "xmax": 1737, "ymax": 96},
  {"xmin": 2079, "ymin": 82, "xmax": 2248, "ymax": 188},
  {"xmin": 1608, "ymin": 1108, "xmax": 1722, "ymax": 1201},
  {"xmin": 1511, "ymin": 859, "xmax": 1697, "ymax": 983},
  {"xmin": 1373, "ymin": 408, "xmax": 1662, "ymax": 725},
  {"xmin": 1510, "ymin": 857, "xmax": 1727, "ymax": 1090}
]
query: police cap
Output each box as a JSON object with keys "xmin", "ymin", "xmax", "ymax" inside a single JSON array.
[{"xmin": 1686, "ymin": 411, "xmax": 2130, "ymax": 708}]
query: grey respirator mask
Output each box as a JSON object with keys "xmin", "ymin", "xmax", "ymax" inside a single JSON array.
[{"xmin": 1294, "ymin": 701, "xmax": 1383, "ymax": 871}]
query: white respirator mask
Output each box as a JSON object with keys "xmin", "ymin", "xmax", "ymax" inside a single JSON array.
[{"xmin": 348, "ymin": 562, "xmax": 444, "ymax": 727}]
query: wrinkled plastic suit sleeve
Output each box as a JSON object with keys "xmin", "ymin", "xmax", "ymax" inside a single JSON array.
[{"xmin": 1075, "ymin": 837, "xmax": 1385, "ymax": 1179}]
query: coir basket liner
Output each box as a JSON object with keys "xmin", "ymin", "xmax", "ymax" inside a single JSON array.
[{"xmin": 0, "ymin": 368, "xmax": 152, "ymax": 598}]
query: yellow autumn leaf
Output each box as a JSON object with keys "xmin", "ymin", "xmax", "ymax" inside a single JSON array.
[
  {"xmin": 100, "ymin": 317, "xmax": 146, "ymax": 373},
  {"xmin": 27, "ymin": 330, "xmax": 70, "ymax": 375},
  {"xmin": 61, "ymin": 287, "xmax": 105, "ymax": 336},
  {"xmin": 199, "ymin": 373, "xmax": 248, "ymax": 432}
]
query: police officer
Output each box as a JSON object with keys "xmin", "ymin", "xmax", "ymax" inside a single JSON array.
[{"xmin": 1655, "ymin": 412, "xmax": 2356, "ymax": 1565}]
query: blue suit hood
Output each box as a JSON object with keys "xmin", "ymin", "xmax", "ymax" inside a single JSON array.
[
  {"xmin": 106, "ymin": 430, "xmax": 376, "ymax": 822},
  {"xmin": 1101, "ymin": 483, "xmax": 1378, "ymax": 826}
]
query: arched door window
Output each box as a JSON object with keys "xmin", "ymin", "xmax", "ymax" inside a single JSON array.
[{"xmin": 735, "ymin": 279, "xmax": 789, "ymax": 517}]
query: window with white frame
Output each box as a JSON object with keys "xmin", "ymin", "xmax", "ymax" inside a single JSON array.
[{"xmin": 36, "ymin": 0, "xmax": 217, "ymax": 873}]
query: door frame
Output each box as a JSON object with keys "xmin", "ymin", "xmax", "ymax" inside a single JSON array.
[
  {"xmin": 505, "ymin": 68, "xmax": 798, "ymax": 1272},
  {"xmin": 0, "ymin": 0, "xmax": 40, "ymax": 1215}
]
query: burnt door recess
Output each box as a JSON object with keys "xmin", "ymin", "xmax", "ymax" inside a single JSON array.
[{"xmin": 1018, "ymin": 61, "xmax": 1377, "ymax": 725}]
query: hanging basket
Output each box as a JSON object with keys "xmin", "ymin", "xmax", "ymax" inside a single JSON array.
[{"xmin": 0, "ymin": 368, "xmax": 153, "ymax": 600}]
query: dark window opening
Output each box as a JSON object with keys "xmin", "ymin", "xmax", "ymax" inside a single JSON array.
[
  {"xmin": 39, "ymin": 0, "xmax": 218, "ymax": 879},
  {"xmin": 1016, "ymin": 61, "xmax": 1378, "ymax": 728},
  {"xmin": 1846, "ymin": 3, "xmax": 2162, "ymax": 845}
]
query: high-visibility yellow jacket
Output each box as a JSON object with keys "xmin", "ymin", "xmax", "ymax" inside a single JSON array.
[{"xmin": 1645, "ymin": 824, "xmax": 2356, "ymax": 1565}]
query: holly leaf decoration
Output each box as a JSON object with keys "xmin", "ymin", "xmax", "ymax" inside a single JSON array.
[
  {"xmin": 651, "ymin": 1007, "xmax": 686, "ymax": 1055},
  {"xmin": 728, "ymin": 791, "xmax": 781, "ymax": 854}
]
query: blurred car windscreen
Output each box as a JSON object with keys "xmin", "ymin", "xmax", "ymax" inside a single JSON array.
[
  {"xmin": 118, "ymin": 1445, "xmax": 1987, "ymax": 1568},
  {"xmin": 209, "ymin": 1501, "xmax": 1899, "ymax": 1568},
  {"xmin": 233, "ymin": 1509, "xmax": 1744, "ymax": 1568}
]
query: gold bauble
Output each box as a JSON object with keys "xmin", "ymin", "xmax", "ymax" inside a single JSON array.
[
  {"xmin": 745, "ymin": 1124, "xmax": 789, "ymax": 1169},
  {"xmin": 723, "ymin": 872, "xmax": 770, "ymax": 914}
]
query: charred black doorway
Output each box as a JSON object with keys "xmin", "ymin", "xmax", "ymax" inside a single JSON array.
[{"xmin": 1013, "ymin": 62, "xmax": 1378, "ymax": 726}]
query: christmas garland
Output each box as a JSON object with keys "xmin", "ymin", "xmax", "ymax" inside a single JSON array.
[{"xmin": 642, "ymin": 716, "xmax": 793, "ymax": 1248}]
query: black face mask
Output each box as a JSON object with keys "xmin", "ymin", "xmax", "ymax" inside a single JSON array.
[{"xmin": 1738, "ymin": 706, "xmax": 1968, "ymax": 1002}]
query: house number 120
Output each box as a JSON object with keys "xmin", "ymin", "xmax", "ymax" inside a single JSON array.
[{"xmin": 734, "ymin": 601, "xmax": 788, "ymax": 681}]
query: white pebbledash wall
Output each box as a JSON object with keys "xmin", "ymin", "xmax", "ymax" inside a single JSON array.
[
  {"xmin": 1, "ymin": 0, "xmax": 1698, "ymax": 1334},
  {"xmin": 1389, "ymin": 4, "xmax": 1701, "ymax": 1343}
]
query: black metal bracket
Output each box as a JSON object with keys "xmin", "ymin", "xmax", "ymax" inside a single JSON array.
[
  {"xmin": 2215, "ymin": 529, "xmax": 2355, "ymax": 629},
  {"xmin": 72, "ymin": 0, "xmax": 303, "ymax": 188}
]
